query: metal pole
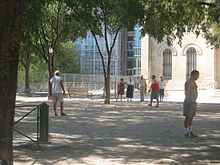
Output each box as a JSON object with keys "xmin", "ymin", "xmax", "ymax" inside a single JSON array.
[
  {"xmin": 39, "ymin": 103, "xmax": 49, "ymax": 143},
  {"xmin": 37, "ymin": 106, "xmax": 39, "ymax": 142},
  {"xmin": 114, "ymin": 77, "xmax": 117, "ymax": 99}
]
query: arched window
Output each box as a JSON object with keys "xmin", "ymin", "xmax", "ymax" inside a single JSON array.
[
  {"xmin": 186, "ymin": 47, "xmax": 197, "ymax": 78},
  {"xmin": 163, "ymin": 49, "xmax": 172, "ymax": 79}
]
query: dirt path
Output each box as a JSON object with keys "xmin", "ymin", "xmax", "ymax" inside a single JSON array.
[{"xmin": 14, "ymin": 97, "xmax": 220, "ymax": 165}]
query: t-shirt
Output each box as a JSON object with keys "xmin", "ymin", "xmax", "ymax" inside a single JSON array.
[
  {"xmin": 151, "ymin": 81, "xmax": 160, "ymax": 91},
  {"xmin": 159, "ymin": 79, "xmax": 166, "ymax": 89},
  {"xmin": 126, "ymin": 80, "xmax": 134, "ymax": 86},
  {"xmin": 139, "ymin": 78, "xmax": 146, "ymax": 87},
  {"xmin": 50, "ymin": 76, "xmax": 63, "ymax": 94}
]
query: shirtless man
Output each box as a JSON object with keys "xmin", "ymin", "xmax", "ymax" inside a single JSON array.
[{"xmin": 183, "ymin": 70, "xmax": 199, "ymax": 138}]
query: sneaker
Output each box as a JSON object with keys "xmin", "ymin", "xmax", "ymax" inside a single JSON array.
[
  {"xmin": 184, "ymin": 132, "xmax": 190, "ymax": 138},
  {"xmin": 190, "ymin": 131, "xmax": 198, "ymax": 138},
  {"xmin": 61, "ymin": 113, "xmax": 67, "ymax": 116},
  {"xmin": 55, "ymin": 113, "xmax": 58, "ymax": 116},
  {"xmin": 148, "ymin": 104, "xmax": 152, "ymax": 107}
]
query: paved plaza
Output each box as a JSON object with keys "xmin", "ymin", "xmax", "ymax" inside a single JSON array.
[{"xmin": 14, "ymin": 90, "xmax": 220, "ymax": 165}]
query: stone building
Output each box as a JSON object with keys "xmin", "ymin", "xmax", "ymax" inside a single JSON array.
[{"xmin": 141, "ymin": 33, "xmax": 220, "ymax": 90}]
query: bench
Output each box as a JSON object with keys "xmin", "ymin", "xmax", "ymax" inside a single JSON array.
[{"xmin": 67, "ymin": 87, "xmax": 92, "ymax": 99}]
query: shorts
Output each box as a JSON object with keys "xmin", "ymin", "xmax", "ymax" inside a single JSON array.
[
  {"xmin": 151, "ymin": 91, "xmax": 159, "ymax": 99},
  {"xmin": 183, "ymin": 99, "xmax": 197, "ymax": 117},
  {"xmin": 159, "ymin": 89, "xmax": 165, "ymax": 96},
  {"xmin": 52, "ymin": 93, "xmax": 63, "ymax": 103}
]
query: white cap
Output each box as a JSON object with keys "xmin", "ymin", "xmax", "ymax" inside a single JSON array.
[{"xmin": 54, "ymin": 70, "xmax": 60, "ymax": 75}]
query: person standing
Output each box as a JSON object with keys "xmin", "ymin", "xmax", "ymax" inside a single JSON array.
[
  {"xmin": 125, "ymin": 76, "xmax": 134, "ymax": 102},
  {"xmin": 139, "ymin": 75, "xmax": 147, "ymax": 102},
  {"xmin": 49, "ymin": 70, "xmax": 66, "ymax": 116},
  {"xmin": 159, "ymin": 75, "xmax": 166, "ymax": 102},
  {"xmin": 116, "ymin": 78, "xmax": 125, "ymax": 102},
  {"xmin": 183, "ymin": 70, "xmax": 199, "ymax": 138},
  {"xmin": 148, "ymin": 75, "xmax": 160, "ymax": 107}
]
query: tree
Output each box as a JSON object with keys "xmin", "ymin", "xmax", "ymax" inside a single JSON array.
[
  {"xmin": 19, "ymin": 32, "xmax": 38, "ymax": 94},
  {"xmin": 66, "ymin": 0, "xmax": 142, "ymax": 104},
  {"xmin": 18, "ymin": 1, "xmax": 48, "ymax": 94},
  {"xmin": 18, "ymin": 45, "xmax": 47, "ymax": 93},
  {"xmin": 0, "ymin": 1, "xmax": 23, "ymax": 164},
  {"xmin": 55, "ymin": 41, "xmax": 81, "ymax": 73},
  {"xmin": 200, "ymin": 0, "xmax": 220, "ymax": 47},
  {"xmin": 138, "ymin": 0, "xmax": 220, "ymax": 47},
  {"xmin": 19, "ymin": 47, "xmax": 32, "ymax": 93},
  {"xmin": 28, "ymin": 0, "xmax": 85, "ymax": 79}
]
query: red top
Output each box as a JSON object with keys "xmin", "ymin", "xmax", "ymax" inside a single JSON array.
[{"xmin": 151, "ymin": 82, "xmax": 160, "ymax": 91}]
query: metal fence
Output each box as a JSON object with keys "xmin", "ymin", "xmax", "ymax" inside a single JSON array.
[{"xmin": 18, "ymin": 73, "xmax": 132, "ymax": 93}]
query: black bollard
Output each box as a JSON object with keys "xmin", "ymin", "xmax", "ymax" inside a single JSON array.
[
  {"xmin": 39, "ymin": 103, "xmax": 49, "ymax": 143},
  {"xmin": 0, "ymin": 157, "xmax": 8, "ymax": 165}
]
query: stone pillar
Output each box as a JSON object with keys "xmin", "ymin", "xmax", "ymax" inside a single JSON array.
[{"xmin": 141, "ymin": 35, "xmax": 150, "ymax": 80}]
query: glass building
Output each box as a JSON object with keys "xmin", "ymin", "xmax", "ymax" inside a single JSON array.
[
  {"xmin": 76, "ymin": 25, "xmax": 142, "ymax": 77},
  {"xmin": 76, "ymin": 31, "xmax": 121, "ymax": 76},
  {"xmin": 125, "ymin": 25, "xmax": 141, "ymax": 77}
]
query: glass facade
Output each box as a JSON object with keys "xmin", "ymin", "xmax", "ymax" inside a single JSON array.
[
  {"xmin": 76, "ymin": 25, "xmax": 142, "ymax": 77},
  {"xmin": 76, "ymin": 31, "xmax": 121, "ymax": 76},
  {"xmin": 130, "ymin": 24, "xmax": 141, "ymax": 77}
]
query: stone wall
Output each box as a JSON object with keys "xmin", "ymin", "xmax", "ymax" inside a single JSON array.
[{"xmin": 141, "ymin": 33, "xmax": 218, "ymax": 90}]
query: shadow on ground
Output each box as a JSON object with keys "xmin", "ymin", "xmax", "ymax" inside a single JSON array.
[{"xmin": 14, "ymin": 98, "xmax": 220, "ymax": 165}]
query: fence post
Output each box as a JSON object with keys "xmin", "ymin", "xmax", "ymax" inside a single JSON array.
[
  {"xmin": 39, "ymin": 103, "xmax": 49, "ymax": 143},
  {"xmin": 114, "ymin": 77, "xmax": 117, "ymax": 99}
]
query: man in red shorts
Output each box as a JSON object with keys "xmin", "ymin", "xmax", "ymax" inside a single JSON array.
[{"xmin": 148, "ymin": 75, "xmax": 160, "ymax": 107}]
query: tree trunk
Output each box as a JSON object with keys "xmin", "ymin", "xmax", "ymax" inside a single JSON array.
[
  {"xmin": 25, "ymin": 65, "xmax": 31, "ymax": 93},
  {"xmin": 24, "ymin": 52, "xmax": 31, "ymax": 94},
  {"xmin": 104, "ymin": 74, "xmax": 111, "ymax": 104},
  {"xmin": 48, "ymin": 52, "xmax": 54, "ymax": 79},
  {"xmin": 47, "ymin": 52, "xmax": 53, "ymax": 95},
  {"xmin": 0, "ymin": 1, "xmax": 23, "ymax": 165}
]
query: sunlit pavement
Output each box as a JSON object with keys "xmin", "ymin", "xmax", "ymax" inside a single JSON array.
[
  {"xmin": 16, "ymin": 89, "xmax": 220, "ymax": 104},
  {"xmin": 118, "ymin": 89, "xmax": 220, "ymax": 104},
  {"xmin": 14, "ymin": 90, "xmax": 220, "ymax": 165}
]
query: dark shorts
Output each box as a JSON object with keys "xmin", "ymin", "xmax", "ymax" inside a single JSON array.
[
  {"xmin": 159, "ymin": 89, "xmax": 165, "ymax": 96},
  {"xmin": 183, "ymin": 99, "xmax": 197, "ymax": 117},
  {"xmin": 151, "ymin": 91, "xmax": 159, "ymax": 99}
]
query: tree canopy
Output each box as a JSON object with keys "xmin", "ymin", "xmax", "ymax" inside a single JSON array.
[
  {"xmin": 138, "ymin": 0, "xmax": 220, "ymax": 46},
  {"xmin": 65, "ymin": 0, "xmax": 143, "ymax": 103}
]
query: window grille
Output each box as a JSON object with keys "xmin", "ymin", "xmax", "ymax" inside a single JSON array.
[
  {"xmin": 163, "ymin": 49, "xmax": 172, "ymax": 79},
  {"xmin": 186, "ymin": 47, "xmax": 197, "ymax": 79}
]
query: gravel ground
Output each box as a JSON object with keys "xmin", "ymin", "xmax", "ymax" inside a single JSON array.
[{"xmin": 13, "ymin": 96, "xmax": 220, "ymax": 165}]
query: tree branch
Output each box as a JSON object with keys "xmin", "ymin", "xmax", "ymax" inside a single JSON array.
[
  {"xmin": 89, "ymin": 26, "xmax": 107, "ymax": 80},
  {"xmin": 39, "ymin": 19, "xmax": 49, "ymax": 48},
  {"xmin": 198, "ymin": 2, "xmax": 215, "ymax": 7},
  {"xmin": 53, "ymin": 1, "xmax": 62, "ymax": 49},
  {"xmin": 30, "ymin": 33, "xmax": 48, "ymax": 63},
  {"xmin": 103, "ymin": 12, "xmax": 110, "ymax": 56},
  {"xmin": 21, "ymin": 60, "xmax": 26, "ymax": 69},
  {"xmin": 110, "ymin": 25, "xmax": 122, "ymax": 54}
]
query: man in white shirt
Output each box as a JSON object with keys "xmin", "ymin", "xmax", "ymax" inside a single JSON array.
[
  {"xmin": 159, "ymin": 75, "xmax": 166, "ymax": 102},
  {"xmin": 49, "ymin": 70, "xmax": 66, "ymax": 116},
  {"xmin": 138, "ymin": 75, "xmax": 147, "ymax": 102}
]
